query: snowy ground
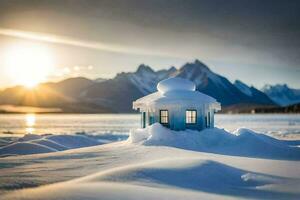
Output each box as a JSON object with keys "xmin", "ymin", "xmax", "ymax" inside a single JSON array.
[{"xmin": 1, "ymin": 123, "xmax": 300, "ymax": 199}]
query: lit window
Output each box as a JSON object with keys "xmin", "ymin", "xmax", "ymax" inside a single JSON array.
[
  {"xmin": 186, "ymin": 110, "xmax": 197, "ymax": 124},
  {"xmin": 160, "ymin": 110, "xmax": 169, "ymax": 124}
]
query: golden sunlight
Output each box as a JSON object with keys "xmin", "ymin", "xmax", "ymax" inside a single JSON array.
[
  {"xmin": 26, "ymin": 113, "xmax": 36, "ymax": 127},
  {"xmin": 5, "ymin": 43, "xmax": 55, "ymax": 88},
  {"xmin": 25, "ymin": 113, "xmax": 36, "ymax": 134}
]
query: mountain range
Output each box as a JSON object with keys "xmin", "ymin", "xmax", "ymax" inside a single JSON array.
[
  {"xmin": 0, "ymin": 59, "xmax": 299, "ymax": 113},
  {"xmin": 262, "ymin": 84, "xmax": 300, "ymax": 106}
]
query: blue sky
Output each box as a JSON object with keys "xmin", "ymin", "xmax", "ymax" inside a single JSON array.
[{"xmin": 0, "ymin": 0, "xmax": 299, "ymax": 89}]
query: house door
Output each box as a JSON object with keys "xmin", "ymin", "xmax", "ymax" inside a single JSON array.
[{"xmin": 149, "ymin": 115, "xmax": 155, "ymax": 125}]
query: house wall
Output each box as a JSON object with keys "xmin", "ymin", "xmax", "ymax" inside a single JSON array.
[{"xmin": 143, "ymin": 104, "xmax": 215, "ymax": 131}]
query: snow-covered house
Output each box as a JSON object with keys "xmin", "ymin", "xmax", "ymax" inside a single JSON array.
[{"xmin": 133, "ymin": 77, "xmax": 221, "ymax": 131}]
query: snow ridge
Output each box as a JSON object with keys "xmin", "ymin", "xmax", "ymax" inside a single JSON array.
[
  {"xmin": 128, "ymin": 123, "xmax": 300, "ymax": 160},
  {"xmin": 0, "ymin": 134, "xmax": 102, "ymax": 156}
]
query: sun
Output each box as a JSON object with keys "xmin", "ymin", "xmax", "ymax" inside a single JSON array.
[{"xmin": 5, "ymin": 43, "xmax": 54, "ymax": 88}]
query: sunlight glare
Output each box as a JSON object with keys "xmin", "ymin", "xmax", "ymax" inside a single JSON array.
[
  {"xmin": 26, "ymin": 113, "xmax": 36, "ymax": 127},
  {"xmin": 25, "ymin": 113, "xmax": 36, "ymax": 134},
  {"xmin": 5, "ymin": 43, "xmax": 55, "ymax": 88}
]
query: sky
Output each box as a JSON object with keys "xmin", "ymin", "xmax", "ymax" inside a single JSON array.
[{"xmin": 0, "ymin": 0, "xmax": 299, "ymax": 89}]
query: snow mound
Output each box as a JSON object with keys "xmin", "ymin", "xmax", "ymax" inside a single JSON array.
[
  {"xmin": 0, "ymin": 134, "xmax": 102, "ymax": 156},
  {"xmin": 0, "ymin": 142, "xmax": 57, "ymax": 156},
  {"xmin": 30, "ymin": 139, "xmax": 68, "ymax": 151},
  {"xmin": 45, "ymin": 135, "xmax": 100, "ymax": 149},
  {"xmin": 128, "ymin": 123, "xmax": 300, "ymax": 160},
  {"xmin": 157, "ymin": 77, "xmax": 196, "ymax": 93},
  {"xmin": 18, "ymin": 134, "xmax": 43, "ymax": 142},
  {"xmin": 4, "ymin": 157, "xmax": 299, "ymax": 200}
]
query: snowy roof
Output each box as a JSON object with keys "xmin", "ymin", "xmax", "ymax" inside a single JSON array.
[
  {"xmin": 133, "ymin": 77, "xmax": 220, "ymax": 110},
  {"xmin": 157, "ymin": 77, "xmax": 196, "ymax": 93}
]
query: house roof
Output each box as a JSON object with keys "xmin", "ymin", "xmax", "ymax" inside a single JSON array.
[{"xmin": 133, "ymin": 77, "xmax": 221, "ymax": 110}]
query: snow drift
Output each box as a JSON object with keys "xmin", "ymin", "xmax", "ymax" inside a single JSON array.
[
  {"xmin": 3, "ymin": 153, "xmax": 300, "ymax": 200},
  {"xmin": 128, "ymin": 123, "xmax": 300, "ymax": 160},
  {"xmin": 2, "ymin": 126, "xmax": 300, "ymax": 199},
  {"xmin": 0, "ymin": 134, "xmax": 102, "ymax": 156}
]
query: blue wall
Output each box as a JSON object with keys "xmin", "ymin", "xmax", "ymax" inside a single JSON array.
[{"xmin": 141, "ymin": 106, "xmax": 215, "ymax": 131}]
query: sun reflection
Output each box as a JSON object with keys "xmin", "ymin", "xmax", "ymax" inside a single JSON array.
[
  {"xmin": 25, "ymin": 127, "xmax": 35, "ymax": 134},
  {"xmin": 25, "ymin": 113, "xmax": 36, "ymax": 134}
]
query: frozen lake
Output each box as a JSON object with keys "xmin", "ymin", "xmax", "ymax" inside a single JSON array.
[{"xmin": 0, "ymin": 114, "xmax": 300, "ymax": 139}]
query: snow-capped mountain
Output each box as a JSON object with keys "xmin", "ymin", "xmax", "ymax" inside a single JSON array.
[
  {"xmin": 82, "ymin": 60, "xmax": 276, "ymax": 112},
  {"xmin": 82, "ymin": 64, "xmax": 177, "ymax": 112},
  {"xmin": 171, "ymin": 60, "xmax": 275, "ymax": 106},
  {"xmin": 234, "ymin": 80, "xmax": 275, "ymax": 105},
  {"xmin": 0, "ymin": 59, "xmax": 281, "ymax": 113},
  {"xmin": 172, "ymin": 60, "xmax": 251, "ymax": 106},
  {"xmin": 262, "ymin": 84, "xmax": 300, "ymax": 106},
  {"xmin": 126, "ymin": 64, "xmax": 175, "ymax": 95}
]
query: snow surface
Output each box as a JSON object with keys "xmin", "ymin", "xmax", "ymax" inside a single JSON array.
[
  {"xmin": 129, "ymin": 123, "xmax": 300, "ymax": 160},
  {"xmin": 157, "ymin": 77, "xmax": 196, "ymax": 93},
  {"xmin": 0, "ymin": 134, "xmax": 102, "ymax": 156},
  {"xmin": 1, "ymin": 124, "xmax": 300, "ymax": 199},
  {"xmin": 133, "ymin": 77, "xmax": 219, "ymax": 110}
]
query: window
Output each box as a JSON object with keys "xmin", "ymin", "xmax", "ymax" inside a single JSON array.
[
  {"xmin": 186, "ymin": 110, "xmax": 197, "ymax": 124},
  {"xmin": 160, "ymin": 110, "xmax": 169, "ymax": 124}
]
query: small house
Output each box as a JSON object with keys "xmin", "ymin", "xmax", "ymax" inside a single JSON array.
[{"xmin": 133, "ymin": 77, "xmax": 221, "ymax": 131}]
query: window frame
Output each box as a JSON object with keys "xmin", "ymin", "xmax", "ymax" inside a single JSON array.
[
  {"xmin": 186, "ymin": 109, "xmax": 197, "ymax": 124},
  {"xmin": 159, "ymin": 110, "xmax": 169, "ymax": 124}
]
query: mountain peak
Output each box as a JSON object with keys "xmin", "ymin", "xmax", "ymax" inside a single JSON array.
[
  {"xmin": 194, "ymin": 59, "xmax": 207, "ymax": 66},
  {"xmin": 136, "ymin": 64, "xmax": 154, "ymax": 74},
  {"xmin": 262, "ymin": 84, "xmax": 300, "ymax": 106},
  {"xmin": 262, "ymin": 84, "xmax": 289, "ymax": 91},
  {"xmin": 168, "ymin": 66, "xmax": 177, "ymax": 73},
  {"xmin": 180, "ymin": 59, "xmax": 210, "ymax": 73}
]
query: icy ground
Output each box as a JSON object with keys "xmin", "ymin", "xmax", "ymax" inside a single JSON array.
[{"xmin": 1, "ymin": 123, "xmax": 300, "ymax": 199}]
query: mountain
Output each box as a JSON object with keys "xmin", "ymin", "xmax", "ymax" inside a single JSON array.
[
  {"xmin": 0, "ymin": 60, "xmax": 281, "ymax": 113},
  {"xmin": 94, "ymin": 78, "xmax": 107, "ymax": 83},
  {"xmin": 172, "ymin": 60, "xmax": 275, "ymax": 106},
  {"xmin": 81, "ymin": 60, "xmax": 276, "ymax": 112},
  {"xmin": 234, "ymin": 80, "xmax": 275, "ymax": 105},
  {"xmin": 262, "ymin": 84, "xmax": 300, "ymax": 106},
  {"xmin": 0, "ymin": 78, "xmax": 111, "ymax": 113},
  {"xmin": 82, "ymin": 64, "xmax": 176, "ymax": 112}
]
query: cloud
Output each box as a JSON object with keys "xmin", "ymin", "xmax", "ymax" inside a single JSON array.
[{"xmin": 0, "ymin": 27, "xmax": 179, "ymax": 58}]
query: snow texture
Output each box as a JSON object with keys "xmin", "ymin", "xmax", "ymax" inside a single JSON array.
[
  {"xmin": 129, "ymin": 123, "xmax": 300, "ymax": 160},
  {"xmin": 133, "ymin": 77, "xmax": 219, "ymax": 110},
  {"xmin": 1, "ymin": 124, "xmax": 300, "ymax": 199},
  {"xmin": 0, "ymin": 134, "xmax": 102, "ymax": 156},
  {"xmin": 157, "ymin": 77, "xmax": 196, "ymax": 93}
]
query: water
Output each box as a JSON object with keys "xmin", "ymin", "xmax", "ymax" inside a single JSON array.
[
  {"xmin": 0, "ymin": 114, "xmax": 300, "ymax": 139},
  {"xmin": 0, "ymin": 114, "xmax": 140, "ymax": 137}
]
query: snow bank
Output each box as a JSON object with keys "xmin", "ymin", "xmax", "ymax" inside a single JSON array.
[
  {"xmin": 128, "ymin": 123, "xmax": 300, "ymax": 160},
  {"xmin": 3, "ymin": 156, "xmax": 300, "ymax": 200},
  {"xmin": 2, "ymin": 131, "xmax": 300, "ymax": 199},
  {"xmin": 0, "ymin": 142, "xmax": 57, "ymax": 156},
  {"xmin": 0, "ymin": 134, "xmax": 103, "ymax": 156}
]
